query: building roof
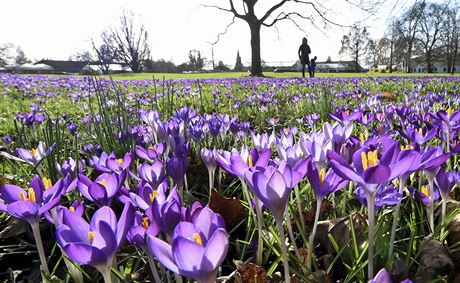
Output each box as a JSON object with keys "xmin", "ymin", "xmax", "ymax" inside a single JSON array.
[{"xmin": 35, "ymin": 60, "xmax": 89, "ymax": 73}]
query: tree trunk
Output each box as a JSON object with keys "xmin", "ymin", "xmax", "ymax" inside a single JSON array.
[
  {"xmin": 426, "ymin": 52, "xmax": 432, "ymax": 73},
  {"xmin": 407, "ymin": 45, "xmax": 412, "ymax": 73},
  {"xmin": 249, "ymin": 22, "xmax": 263, "ymax": 76}
]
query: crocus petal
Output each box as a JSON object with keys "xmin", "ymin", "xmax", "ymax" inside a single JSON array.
[
  {"xmin": 6, "ymin": 201, "xmax": 39, "ymax": 223},
  {"xmin": 146, "ymin": 235, "xmax": 180, "ymax": 274},
  {"xmin": 38, "ymin": 194, "xmax": 61, "ymax": 215},
  {"xmin": 363, "ymin": 165, "xmax": 391, "ymax": 184},
  {"xmin": 202, "ymin": 228, "xmax": 229, "ymax": 271},
  {"xmin": 92, "ymin": 221, "xmax": 117, "ymax": 258},
  {"xmin": 88, "ymin": 184, "xmax": 109, "ymax": 207},
  {"xmin": 116, "ymin": 202, "xmax": 134, "ymax": 245},
  {"xmin": 90, "ymin": 206, "xmax": 117, "ymax": 232},
  {"xmin": 172, "ymin": 236, "xmax": 205, "ymax": 275},
  {"xmin": 329, "ymin": 160, "xmax": 364, "ymax": 184},
  {"xmin": 389, "ymin": 151, "xmax": 420, "ymax": 180},
  {"xmin": 62, "ymin": 243, "xmax": 108, "ymax": 266},
  {"xmin": 0, "ymin": 184, "xmax": 25, "ymax": 203},
  {"xmin": 62, "ymin": 209, "xmax": 90, "ymax": 242}
]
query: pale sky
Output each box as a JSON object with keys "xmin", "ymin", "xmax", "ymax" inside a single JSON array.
[{"xmin": 0, "ymin": 0, "xmax": 415, "ymax": 66}]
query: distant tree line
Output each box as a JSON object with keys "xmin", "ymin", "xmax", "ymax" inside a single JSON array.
[{"xmin": 340, "ymin": 0, "xmax": 460, "ymax": 74}]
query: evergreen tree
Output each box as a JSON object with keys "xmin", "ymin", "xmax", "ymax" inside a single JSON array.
[{"xmin": 233, "ymin": 50, "xmax": 243, "ymax": 71}]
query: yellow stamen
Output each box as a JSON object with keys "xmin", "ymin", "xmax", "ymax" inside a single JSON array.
[
  {"xmin": 30, "ymin": 148, "xmax": 37, "ymax": 157},
  {"xmin": 69, "ymin": 207, "xmax": 75, "ymax": 212},
  {"xmin": 247, "ymin": 155, "xmax": 253, "ymax": 168},
  {"xmin": 319, "ymin": 168, "xmax": 326, "ymax": 186},
  {"xmin": 97, "ymin": 179, "xmax": 107, "ymax": 186},
  {"xmin": 418, "ymin": 128, "xmax": 423, "ymax": 135},
  {"xmin": 362, "ymin": 150, "xmax": 379, "ymax": 170},
  {"xmin": 448, "ymin": 108, "xmax": 453, "ymax": 119},
  {"xmin": 193, "ymin": 233, "xmax": 203, "ymax": 246},
  {"xmin": 42, "ymin": 177, "xmax": 52, "ymax": 190},
  {"xmin": 422, "ymin": 185, "xmax": 430, "ymax": 197},
  {"xmin": 87, "ymin": 231, "xmax": 95, "ymax": 243},
  {"xmin": 360, "ymin": 133, "xmax": 365, "ymax": 144},
  {"xmin": 142, "ymin": 217, "xmax": 149, "ymax": 229},
  {"xmin": 20, "ymin": 192, "xmax": 26, "ymax": 201},
  {"xmin": 149, "ymin": 190, "xmax": 159, "ymax": 203},
  {"xmin": 27, "ymin": 188, "xmax": 36, "ymax": 202},
  {"xmin": 117, "ymin": 158, "xmax": 123, "ymax": 165}
]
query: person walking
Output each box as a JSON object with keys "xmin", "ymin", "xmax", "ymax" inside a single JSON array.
[
  {"xmin": 298, "ymin": 37, "xmax": 311, "ymax": 78},
  {"xmin": 310, "ymin": 56, "xmax": 317, "ymax": 78}
]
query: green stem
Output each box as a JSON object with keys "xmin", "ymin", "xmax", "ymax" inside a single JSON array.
[
  {"xmin": 388, "ymin": 180, "xmax": 405, "ymax": 261},
  {"xmin": 441, "ymin": 197, "xmax": 447, "ymax": 237},
  {"xmin": 285, "ymin": 208, "xmax": 306, "ymax": 273},
  {"xmin": 31, "ymin": 221, "xmax": 50, "ymax": 275},
  {"xmin": 294, "ymin": 185, "xmax": 306, "ymax": 232},
  {"xmin": 308, "ymin": 198, "xmax": 322, "ymax": 270},
  {"xmin": 255, "ymin": 197, "xmax": 264, "ymax": 266},
  {"xmin": 366, "ymin": 191, "xmax": 375, "ymax": 280},
  {"xmin": 276, "ymin": 218, "xmax": 291, "ymax": 283},
  {"xmin": 100, "ymin": 266, "xmax": 113, "ymax": 283},
  {"xmin": 428, "ymin": 178, "xmax": 435, "ymax": 234},
  {"xmin": 208, "ymin": 169, "xmax": 214, "ymax": 201}
]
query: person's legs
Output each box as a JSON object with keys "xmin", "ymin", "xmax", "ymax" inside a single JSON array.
[
  {"xmin": 308, "ymin": 64, "xmax": 313, "ymax": 78},
  {"xmin": 301, "ymin": 64, "xmax": 305, "ymax": 78}
]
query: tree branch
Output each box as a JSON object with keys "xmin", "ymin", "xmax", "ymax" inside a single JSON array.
[{"xmin": 260, "ymin": 0, "xmax": 290, "ymax": 23}]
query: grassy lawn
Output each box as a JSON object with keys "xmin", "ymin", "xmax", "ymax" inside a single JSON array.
[{"xmin": 106, "ymin": 71, "xmax": 460, "ymax": 80}]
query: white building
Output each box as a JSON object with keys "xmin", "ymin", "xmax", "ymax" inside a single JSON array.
[{"xmin": 410, "ymin": 54, "xmax": 460, "ymax": 73}]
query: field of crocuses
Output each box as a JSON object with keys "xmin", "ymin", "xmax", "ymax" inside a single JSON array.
[{"xmin": 1, "ymin": 73, "xmax": 460, "ymax": 283}]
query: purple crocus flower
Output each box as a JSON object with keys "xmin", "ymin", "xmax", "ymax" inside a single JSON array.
[
  {"xmin": 135, "ymin": 143, "xmax": 166, "ymax": 162},
  {"xmin": 329, "ymin": 110, "xmax": 362, "ymax": 124},
  {"xmin": 399, "ymin": 126, "xmax": 437, "ymax": 145},
  {"xmin": 323, "ymin": 122, "xmax": 353, "ymax": 151},
  {"xmin": 435, "ymin": 168, "xmax": 456, "ymax": 199},
  {"xmin": 244, "ymin": 164, "xmax": 292, "ymax": 221},
  {"xmin": 0, "ymin": 175, "xmax": 65, "ymax": 276},
  {"xmin": 55, "ymin": 157, "xmax": 85, "ymax": 178},
  {"xmin": 0, "ymin": 175, "xmax": 64, "ymax": 224},
  {"xmin": 355, "ymin": 185, "xmax": 403, "ymax": 211},
  {"xmin": 56, "ymin": 203, "xmax": 134, "ymax": 280},
  {"xmin": 137, "ymin": 160, "xmax": 166, "ymax": 188},
  {"xmin": 408, "ymin": 185, "xmax": 440, "ymax": 206},
  {"xmin": 44, "ymin": 200, "xmax": 85, "ymax": 225},
  {"xmin": 216, "ymin": 146, "xmax": 272, "ymax": 179},
  {"xmin": 368, "ymin": 268, "xmax": 392, "ymax": 283},
  {"xmin": 15, "ymin": 141, "xmax": 55, "ymax": 166},
  {"xmin": 77, "ymin": 172, "xmax": 125, "ymax": 207},
  {"xmin": 151, "ymin": 187, "xmax": 182, "ymax": 238},
  {"xmin": 127, "ymin": 180, "xmax": 168, "ymax": 210},
  {"xmin": 146, "ymin": 206, "xmax": 229, "ymax": 283},
  {"xmin": 328, "ymin": 141, "xmax": 418, "ymax": 190},
  {"xmin": 126, "ymin": 210, "xmax": 160, "ymax": 250},
  {"xmin": 166, "ymin": 154, "xmax": 187, "ymax": 188},
  {"xmin": 306, "ymin": 159, "xmax": 348, "ymax": 200},
  {"xmin": 251, "ymin": 132, "xmax": 275, "ymax": 152},
  {"xmin": 201, "ymin": 148, "xmax": 218, "ymax": 172}
]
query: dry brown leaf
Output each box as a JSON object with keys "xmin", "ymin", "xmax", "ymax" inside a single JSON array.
[{"xmin": 210, "ymin": 189, "xmax": 247, "ymax": 230}]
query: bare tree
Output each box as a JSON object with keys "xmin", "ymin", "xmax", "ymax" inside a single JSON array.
[
  {"xmin": 188, "ymin": 50, "xmax": 206, "ymax": 71},
  {"xmin": 415, "ymin": 2, "xmax": 447, "ymax": 73},
  {"xmin": 0, "ymin": 43, "xmax": 13, "ymax": 67},
  {"xmin": 368, "ymin": 37, "xmax": 392, "ymax": 68},
  {"xmin": 15, "ymin": 47, "xmax": 31, "ymax": 65},
  {"xmin": 339, "ymin": 24, "xmax": 372, "ymax": 71},
  {"xmin": 393, "ymin": 0, "xmax": 425, "ymax": 72},
  {"xmin": 69, "ymin": 50, "xmax": 93, "ymax": 62},
  {"xmin": 440, "ymin": 4, "xmax": 459, "ymax": 74},
  {"xmin": 92, "ymin": 30, "xmax": 118, "ymax": 74},
  {"xmin": 110, "ymin": 11, "xmax": 151, "ymax": 73},
  {"xmin": 205, "ymin": 0, "xmax": 383, "ymax": 76}
]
